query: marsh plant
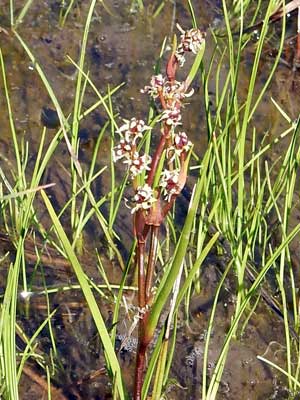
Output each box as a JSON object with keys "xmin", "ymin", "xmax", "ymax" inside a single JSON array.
[{"xmin": 112, "ymin": 25, "xmax": 205, "ymax": 398}]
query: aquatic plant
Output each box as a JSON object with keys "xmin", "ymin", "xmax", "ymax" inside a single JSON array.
[{"xmin": 112, "ymin": 24, "xmax": 206, "ymax": 399}]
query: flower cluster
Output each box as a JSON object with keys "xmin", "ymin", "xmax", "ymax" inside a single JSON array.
[
  {"xmin": 113, "ymin": 117, "xmax": 151, "ymax": 179},
  {"xmin": 113, "ymin": 25, "xmax": 205, "ymax": 214},
  {"xmin": 141, "ymin": 74, "xmax": 166, "ymax": 98},
  {"xmin": 142, "ymin": 79, "xmax": 194, "ymax": 106},
  {"xmin": 175, "ymin": 24, "xmax": 206, "ymax": 66},
  {"xmin": 167, "ymin": 131, "xmax": 192, "ymax": 162},
  {"xmin": 159, "ymin": 169, "xmax": 180, "ymax": 202},
  {"xmin": 159, "ymin": 107, "xmax": 182, "ymax": 128},
  {"xmin": 123, "ymin": 153, "xmax": 151, "ymax": 178},
  {"xmin": 112, "ymin": 139, "xmax": 132, "ymax": 162},
  {"xmin": 117, "ymin": 118, "xmax": 150, "ymax": 144},
  {"xmin": 131, "ymin": 184, "xmax": 156, "ymax": 214}
]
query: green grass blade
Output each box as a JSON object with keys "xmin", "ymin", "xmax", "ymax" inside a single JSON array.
[{"xmin": 40, "ymin": 190, "xmax": 127, "ymax": 399}]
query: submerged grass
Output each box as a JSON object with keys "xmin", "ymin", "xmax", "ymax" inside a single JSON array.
[{"xmin": 1, "ymin": 0, "xmax": 300, "ymax": 399}]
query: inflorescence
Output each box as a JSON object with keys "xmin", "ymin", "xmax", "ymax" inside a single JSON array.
[{"xmin": 113, "ymin": 24, "xmax": 205, "ymax": 218}]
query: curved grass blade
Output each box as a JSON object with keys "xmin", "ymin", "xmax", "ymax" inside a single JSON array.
[{"xmin": 40, "ymin": 190, "xmax": 127, "ymax": 399}]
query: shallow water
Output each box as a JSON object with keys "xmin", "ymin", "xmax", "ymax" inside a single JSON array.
[{"xmin": 1, "ymin": 1, "xmax": 300, "ymax": 399}]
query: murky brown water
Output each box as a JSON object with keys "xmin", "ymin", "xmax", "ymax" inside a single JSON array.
[{"xmin": 1, "ymin": 1, "xmax": 300, "ymax": 399}]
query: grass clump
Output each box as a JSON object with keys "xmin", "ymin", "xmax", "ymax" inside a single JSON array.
[{"xmin": 1, "ymin": 0, "xmax": 300, "ymax": 399}]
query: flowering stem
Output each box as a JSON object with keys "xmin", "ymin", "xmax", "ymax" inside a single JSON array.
[
  {"xmin": 135, "ymin": 225, "xmax": 159, "ymax": 400},
  {"xmin": 135, "ymin": 225, "xmax": 160, "ymax": 400},
  {"xmin": 134, "ymin": 339, "xmax": 147, "ymax": 400},
  {"xmin": 134, "ymin": 311, "xmax": 150, "ymax": 400},
  {"xmin": 113, "ymin": 24, "xmax": 206, "ymax": 400},
  {"xmin": 134, "ymin": 235, "xmax": 149, "ymax": 400},
  {"xmin": 137, "ymin": 239, "xmax": 146, "ymax": 309},
  {"xmin": 145, "ymin": 225, "xmax": 159, "ymax": 303}
]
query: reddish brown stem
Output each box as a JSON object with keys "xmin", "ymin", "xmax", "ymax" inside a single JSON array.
[
  {"xmin": 134, "ymin": 238, "xmax": 147, "ymax": 400},
  {"xmin": 137, "ymin": 239, "xmax": 146, "ymax": 309},
  {"xmin": 134, "ymin": 309, "xmax": 153, "ymax": 400},
  {"xmin": 134, "ymin": 45, "xmax": 181, "ymax": 400},
  {"xmin": 159, "ymin": 89, "xmax": 167, "ymax": 110},
  {"xmin": 134, "ymin": 226, "xmax": 159, "ymax": 399},
  {"xmin": 134, "ymin": 335, "xmax": 147, "ymax": 400},
  {"xmin": 145, "ymin": 225, "xmax": 159, "ymax": 303}
]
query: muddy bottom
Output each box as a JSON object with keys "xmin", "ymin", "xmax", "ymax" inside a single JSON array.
[
  {"xmin": 11, "ymin": 256, "xmax": 293, "ymax": 400},
  {"xmin": 1, "ymin": 0, "xmax": 300, "ymax": 399}
]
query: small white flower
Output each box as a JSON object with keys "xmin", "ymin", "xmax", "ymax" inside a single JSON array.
[
  {"xmin": 131, "ymin": 184, "xmax": 156, "ymax": 214},
  {"xmin": 168, "ymin": 131, "xmax": 192, "ymax": 161},
  {"xmin": 162, "ymin": 80, "xmax": 181, "ymax": 97},
  {"xmin": 160, "ymin": 169, "xmax": 180, "ymax": 202},
  {"xmin": 141, "ymin": 74, "xmax": 166, "ymax": 98},
  {"xmin": 175, "ymin": 51, "xmax": 186, "ymax": 67},
  {"xmin": 159, "ymin": 108, "xmax": 182, "ymax": 127},
  {"xmin": 112, "ymin": 139, "xmax": 133, "ymax": 162},
  {"xmin": 182, "ymin": 87, "xmax": 194, "ymax": 98},
  {"xmin": 123, "ymin": 152, "xmax": 152, "ymax": 178},
  {"xmin": 175, "ymin": 24, "xmax": 206, "ymax": 65},
  {"xmin": 173, "ymin": 88, "xmax": 195, "ymax": 103},
  {"xmin": 174, "ymin": 131, "xmax": 192, "ymax": 152},
  {"xmin": 177, "ymin": 25, "xmax": 206, "ymax": 54},
  {"xmin": 117, "ymin": 118, "xmax": 151, "ymax": 144}
]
